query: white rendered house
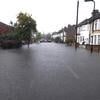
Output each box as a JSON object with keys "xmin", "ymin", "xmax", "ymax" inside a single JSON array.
[
  {"xmin": 90, "ymin": 18, "xmax": 100, "ymax": 45},
  {"xmin": 77, "ymin": 20, "xmax": 90, "ymax": 45}
]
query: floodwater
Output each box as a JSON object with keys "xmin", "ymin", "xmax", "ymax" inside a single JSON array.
[{"xmin": 0, "ymin": 43, "xmax": 100, "ymax": 100}]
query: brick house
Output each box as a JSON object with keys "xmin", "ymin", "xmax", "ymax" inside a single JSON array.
[{"xmin": 0, "ymin": 22, "xmax": 11, "ymax": 35}]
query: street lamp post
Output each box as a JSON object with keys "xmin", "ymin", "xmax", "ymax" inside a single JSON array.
[
  {"xmin": 62, "ymin": 28, "xmax": 65, "ymax": 43},
  {"xmin": 84, "ymin": 0, "xmax": 95, "ymax": 53},
  {"xmin": 93, "ymin": 0, "xmax": 95, "ymax": 10},
  {"xmin": 84, "ymin": 0, "xmax": 95, "ymax": 10},
  {"xmin": 75, "ymin": 0, "xmax": 79, "ymax": 50}
]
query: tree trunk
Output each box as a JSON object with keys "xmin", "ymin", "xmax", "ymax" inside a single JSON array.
[{"xmin": 27, "ymin": 39, "xmax": 30, "ymax": 48}]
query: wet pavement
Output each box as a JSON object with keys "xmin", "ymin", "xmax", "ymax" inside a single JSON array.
[{"xmin": 0, "ymin": 43, "xmax": 100, "ymax": 100}]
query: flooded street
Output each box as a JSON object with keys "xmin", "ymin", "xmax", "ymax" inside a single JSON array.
[{"xmin": 0, "ymin": 43, "xmax": 100, "ymax": 100}]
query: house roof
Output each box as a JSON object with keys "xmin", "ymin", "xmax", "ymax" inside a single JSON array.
[
  {"xmin": 78, "ymin": 19, "xmax": 89, "ymax": 27},
  {"xmin": 0, "ymin": 22, "xmax": 11, "ymax": 34},
  {"xmin": 52, "ymin": 32, "xmax": 58, "ymax": 35},
  {"xmin": 58, "ymin": 29, "xmax": 63, "ymax": 33},
  {"xmin": 78, "ymin": 9, "xmax": 100, "ymax": 27}
]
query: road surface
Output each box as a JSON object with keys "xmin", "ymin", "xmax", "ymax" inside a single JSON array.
[{"xmin": 0, "ymin": 43, "xmax": 100, "ymax": 100}]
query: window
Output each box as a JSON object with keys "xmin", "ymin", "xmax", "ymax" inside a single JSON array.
[
  {"xmin": 94, "ymin": 35, "xmax": 96, "ymax": 45},
  {"xmin": 98, "ymin": 35, "xmax": 100, "ymax": 45},
  {"xmin": 80, "ymin": 36, "xmax": 83, "ymax": 42},
  {"xmin": 97, "ymin": 19, "xmax": 100, "ymax": 30},
  {"xmin": 94, "ymin": 20, "xmax": 97, "ymax": 30}
]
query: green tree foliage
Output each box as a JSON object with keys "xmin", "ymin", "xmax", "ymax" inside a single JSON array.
[
  {"xmin": 16, "ymin": 12, "xmax": 37, "ymax": 47},
  {"xmin": 9, "ymin": 21, "xmax": 15, "ymax": 32}
]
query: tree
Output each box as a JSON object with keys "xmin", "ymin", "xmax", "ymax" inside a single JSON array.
[
  {"xmin": 16, "ymin": 12, "xmax": 37, "ymax": 47},
  {"xmin": 9, "ymin": 21, "xmax": 15, "ymax": 32},
  {"xmin": 36, "ymin": 32, "xmax": 42, "ymax": 42},
  {"xmin": 10, "ymin": 21, "xmax": 13, "ymax": 26}
]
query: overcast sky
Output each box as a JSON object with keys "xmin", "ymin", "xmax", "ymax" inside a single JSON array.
[{"xmin": 0, "ymin": 0, "xmax": 100, "ymax": 33}]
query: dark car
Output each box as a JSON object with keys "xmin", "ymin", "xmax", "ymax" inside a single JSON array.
[
  {"xmin": 47, "ymin": 40, "xmax": 52, "ymax": 42},
  {"xmin": 40, "ymin": 39, "xmax": 47, "ymax": 43}
]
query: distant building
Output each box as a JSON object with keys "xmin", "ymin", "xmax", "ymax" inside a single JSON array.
[
  {"xmin": 52, "ymin": 32, "xmax": 62, "ymax": 43},
  {"xmin": 52, "ymin": 25, "xmax": 76, "ymax": 44},
  {"xmin": 58, "ymin": 28, "xmax": 66, "ymax": 43}
]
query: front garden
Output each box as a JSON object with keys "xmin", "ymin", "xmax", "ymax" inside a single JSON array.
[
  {"xmin": 0, "ymin": 32, "xmax": 22, "ymax": 49},
  {"xmin": 0, "ymin": 12, "xmax": 37, "ymax": 49}
]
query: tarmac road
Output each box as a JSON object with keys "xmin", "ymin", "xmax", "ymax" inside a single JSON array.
[{"xmin": 0, "ymin": 43, "xmax": 100, "ymax": 100}]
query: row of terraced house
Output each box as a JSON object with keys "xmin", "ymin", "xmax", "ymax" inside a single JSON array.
[
  {"xmin": 77, "ymin": 9, "xmax": 100, "ymax": 51},
  {"xmin": 52, "ymin": 9, "xmax": 100, "ymax": 51},
  {"xmin": 52, "ymin": 25, "xmax": 76, "ymax": 45}
]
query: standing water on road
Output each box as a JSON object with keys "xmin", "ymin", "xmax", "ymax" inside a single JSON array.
[{"xmin": 0, "ymin": 43, "xmax": 100, "ymax": 100}]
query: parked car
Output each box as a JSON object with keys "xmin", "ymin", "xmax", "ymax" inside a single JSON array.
[
  {"xmin": 47, "ymin": 40, "xmax": 52, "ymax": 42},
  {"xmin": 40, "ymin": 39, "xmax": 47, "ymax": 43}
]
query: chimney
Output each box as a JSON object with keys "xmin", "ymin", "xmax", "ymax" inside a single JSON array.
[
  {"xmin": 68, "ymin": 24, "xmax": 71, "ymax": 28},
  {"xmin": 92, "ymin": 9, "xmax": 99, "ymax": 16}
]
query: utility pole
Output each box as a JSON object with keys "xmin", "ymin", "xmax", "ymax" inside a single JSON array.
[
  {"xmin": 84, "ymin": 0, "xmax": 96, "ymax": 53},
  {"xmin": 75, "ymin": 0, "xmax": 79, "ymax": 50}
]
